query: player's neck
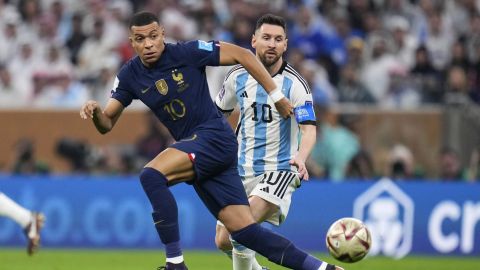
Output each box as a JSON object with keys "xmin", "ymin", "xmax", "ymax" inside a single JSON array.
[{"xmin": 266, "ymin": 58, "xmax": 283, "ymax": 76}]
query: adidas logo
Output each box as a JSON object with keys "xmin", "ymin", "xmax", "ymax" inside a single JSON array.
[
  {"xmin": 240, "ymin": 91, "xmax": 248, "ymax": 98},
  {"xmin": 260, "ymin": 186, "xmax": 269, "ymax": 193}
]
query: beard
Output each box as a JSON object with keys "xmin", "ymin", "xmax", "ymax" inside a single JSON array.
[{"xmin": 259, "ymin": 51, "xmax": 281, "ymax": 67}]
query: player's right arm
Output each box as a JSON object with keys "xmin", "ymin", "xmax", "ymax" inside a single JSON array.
[
  {"xmin": 218, "ymin": 41, "xmax": 293, "ymax": 119},
  {"xmin": 79, "ymin": 98, "xmax": 124, "ymax": 134}
]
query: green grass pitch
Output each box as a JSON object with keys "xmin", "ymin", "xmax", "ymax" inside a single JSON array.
[{"xmin": 1, "ymin": 249, "xmax": 479, "ymax": 270}]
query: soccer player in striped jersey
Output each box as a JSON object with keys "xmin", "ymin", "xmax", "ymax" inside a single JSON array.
[{"xmin": 215, "ymin": 14, "xmax": 341, "ymax": 270}]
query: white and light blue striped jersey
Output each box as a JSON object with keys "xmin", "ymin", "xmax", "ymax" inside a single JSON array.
[{"xmin": 215, "ymin": 61, "xmax": 316, "ymax": 178}]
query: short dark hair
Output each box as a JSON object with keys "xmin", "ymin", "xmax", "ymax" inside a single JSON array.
[
  {"xmin": 255, "ymin": 14, "xmax": 287, "ymax": 35},
  {"xmin": 129, "ymin": 11, "xmax": 159, "ymax": 28}
]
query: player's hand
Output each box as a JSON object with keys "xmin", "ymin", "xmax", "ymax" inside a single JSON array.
[
  {"xmin": 80, "ymin": 100, "xmax": 100, "ymax": 119},
  {"xmin": 289, "ymin": 156, "xmax": 309, "ymax": 181},
  {"xmin": 274, "ymin": 97, "xmax": 294, "ymax": 119}
]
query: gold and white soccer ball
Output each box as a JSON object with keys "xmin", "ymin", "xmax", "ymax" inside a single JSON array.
[{"xmin": 325, "ymin": 217, "xmax": 371, "ymax": 263}]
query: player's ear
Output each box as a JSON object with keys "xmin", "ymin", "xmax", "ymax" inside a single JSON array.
[
  {"xmin": 251, "ymin": 34, "xmax": 256, "ymax": 48},
  {"xmin": 128, "ymin": 35, "xmax": 134, "ymax": 46},
  {"xmin": 284, "ymin": 38, "xmax": 288, "ymax": 52}
]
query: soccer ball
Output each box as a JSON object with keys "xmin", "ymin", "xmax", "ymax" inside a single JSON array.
[{"xmin": 325, "ymin": 217, "xmax": 371, "ymax": 263}]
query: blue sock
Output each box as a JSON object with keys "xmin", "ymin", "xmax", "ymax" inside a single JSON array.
[
  {"xmin": 231, "ymin": 223, "xmax": 324, "ymax": 270},
  {"xmin": 140, "ymin": 167, "xmax": 182, "ymax": 258}
]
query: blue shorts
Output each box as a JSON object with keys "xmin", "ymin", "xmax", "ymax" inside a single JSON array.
[{"xmin": 171, "ymin": 118, "xmax": 249, "ymax": 217}]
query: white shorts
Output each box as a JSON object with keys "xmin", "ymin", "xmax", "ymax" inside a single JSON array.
[{"xmin": 244, "ymin": 171, "xmax": 301, "ymax": 226}]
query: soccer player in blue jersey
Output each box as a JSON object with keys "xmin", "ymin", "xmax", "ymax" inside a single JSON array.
[
  {"xmin": 214, "ymin": 14, "xmax": 337, "ymax": 270},
  {"xmin": 80, "ymin": 11, "xmax": 343, "ymax": 270}
]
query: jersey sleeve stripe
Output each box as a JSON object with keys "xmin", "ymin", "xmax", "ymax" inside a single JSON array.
[
  {"xmin": 224, "ymin": 64, "xmax": 245, "ymax": 82},
  {"xmin": 285, "ymin": 65, "xmax": 311, "ymax": 94},
  {"xmin": 215, "ymin": 104, "xmax": 234, "ymax": 113}
]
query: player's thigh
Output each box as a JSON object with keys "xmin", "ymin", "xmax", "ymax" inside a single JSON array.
[
  {"xmin": 145, "ymin": 147, "xmax": 195, "ymax": 182},
  {"xmin": 215, "ymin": 222, "xmax": 232, "ymax": 250},
  {"xmin": 249, "ymin": 171, "xmax": 300, "ymax": 225},
  {"xmin": 248, "ymin": 195, "xmax": 279, "ymax": 223},
  {"xmin": 218, "ymin": 204, "xmax": 255, "ymax": 233}
]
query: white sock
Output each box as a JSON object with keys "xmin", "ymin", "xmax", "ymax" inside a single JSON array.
[
  {"xmin": 251, "ymin": 256, "xmax": 263, "ymax": 270},
  {"xmin": 0, "ymin": 193, "xmax": 31, "ymax": 228},
  {"xmin": 232, "ymin": 246, "xmax": 255, "ymax": 270},
  {"xmin": 231, "ymin": 238, "xmax": 263, "ymax": 270},
  {"xmin": 166, "ymin": 255, "xmax": 184, "ymax": 264}
]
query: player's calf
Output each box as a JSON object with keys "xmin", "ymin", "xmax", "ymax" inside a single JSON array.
[{"xmin": 230, "ymin": 223, "xmax": 341, "ymax": 270}]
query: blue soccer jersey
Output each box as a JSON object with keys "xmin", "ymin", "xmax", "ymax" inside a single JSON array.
[
  {"xmin": 111, "ymin": 40, "xmax": 224, "ymax": 141},
  {"xmin": 111, "ymin": 40, "xmax": 248, "ymax": 215}
]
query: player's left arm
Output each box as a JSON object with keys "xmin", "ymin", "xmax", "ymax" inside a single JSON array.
[
  {"xmin": 290, "ymin": 124, "xmax": 316, "ymax": 181},
  {"xmin": 218, "ymin": 41, "xmax": 293, "ymax": 118},
  {"xmin": 289, "ymin": 77, "xmax": 317, "ymax": 180}
]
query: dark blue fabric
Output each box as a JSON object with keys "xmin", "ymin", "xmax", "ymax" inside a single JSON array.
[
  {"xmin": 171, "ymin": 117, "xmax": 249, "ymax": 217},
  {"xmin": 140, "ymin": 167, "xmax": 179, "ymax": 245},
  {"xmin": 111, "ymin": 40, "xmax": 222, "ymax": 141},
  {"xmin": 231, "ymin": 223, "xmax": 319, "ymax": 270}
]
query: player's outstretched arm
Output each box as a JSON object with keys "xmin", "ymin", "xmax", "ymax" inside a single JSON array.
[
  {"xmin": 218, "ymin": 41, "xmax": 293, "ymax": 118},
  {"xmin": 289, "ymin": 124, "xmax": 316, "ymax": 180},
  {"xmin": 79, "ymin": 98, "xmax": 124, "ymax": 134}
]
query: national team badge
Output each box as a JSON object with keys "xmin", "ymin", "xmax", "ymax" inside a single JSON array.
[
  {"xmin": 172, "ymin": 69, "xmax": 189, "ymax": 93},
  {"xmin": 172, "ymin": 69, "xmax": 184, "ymax": 85},
  {"xmin": 155, "ymin": 79, "xmax": 168, "ymax": 95}
]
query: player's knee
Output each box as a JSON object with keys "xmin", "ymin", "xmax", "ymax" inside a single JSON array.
[
  {"xmin": 215, "ymin": 230, "xmax": 232, "ymax": 251},
  {"xmin": 139, "ymin": 167, "xmax": 168, "ymax": 191}
]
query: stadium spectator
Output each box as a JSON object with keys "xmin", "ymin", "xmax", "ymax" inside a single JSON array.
[
  {"xmin": 386, "ymin": 15, "xmax": 418, "ymax": 68},
  {"xmin": 346, "ymin": 0, "xmax": 375, "ymax": 36},
  {"xmin": 309, "ymin": 109, "xmax": 360, "ymax": 181},
  {"xmin": 65, "ymin": 12, "xmax": 88, "ymax": 65},
  {"xmin": 11, "ymin": 138, "xmax": 49, "ymax": 175},
  {"xmin": 345, "ymin": 150, "xmax": 376, "ymax": 180},
  {"xmin": 466, "ymin": 148, "xmax": 480, "ymax": 182},
  {"xmin": 382, "ymin": 65, "xmax": 421, "ymax": 109},
  {"xmin": 385, "ymin": 143, "xmax": 422, "ymax": 180},
  {"xmin": 76, "ymin": 18, "xmax": 119, "ymax": 82},
  {"xmin": 345, "ymin": 37, "xmax": 365, "ymax": 70},
  {"xmin": 444, "ymin": 65, "xmax": 476, "ymax": 105},
  {"xmin": 438, "ymin": 147, "xmax": 466, "ymax": 181},
  {"xmin": 8, "ymin": 38, "xmax": 39, "ymax": 105},
  {"xmin": 0, "ymin": 192, "xmax": 44, "ymax": 255},
  {"xmin": 410, "ymin": 45, "xmax": 443, "ymax": 104},
  {"xmin": 32, "ymin": 73, "xmax": 90, "ymax": 108},
  {"xmin": 288, "ymin": 4, "xmax": 329, "ymax": 60},
  {"xmin": 337, "ymin": 63, "xmax": 375, "ymax": 104},
  {"xmin": 450, "ymin": 38, "xmax": 472, "ymax": 71},
  {"xmin": 424, "ymin": 9, "xmax": 455, "ymax": 71},
  {"xmin": 49, "ymin": 0, "xmax": 72, "ymax": 45},
  {"xmin": 0, "ymin": 13, "xmax": 21, "ymax": 64},
  {"xmin": 0, "ymin": 63, "xmax": 26, "ymax": 108},
  {"xmin": 361, "ymin": 33, "xmax": 404, "ymax": 104},
  {"xmin": 298, "ymin": 59, "xmax": 337, "ymax": 107}
]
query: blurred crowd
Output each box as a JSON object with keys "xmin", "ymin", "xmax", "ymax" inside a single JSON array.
[
  {"xmin": 1, "ymin": 0, "xmax": 480, "ymax": 108},
  {"xmin": 1, "ymin": 0, "xmax": 480, "ymax": 181}
]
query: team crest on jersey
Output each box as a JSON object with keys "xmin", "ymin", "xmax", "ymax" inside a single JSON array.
[
  {"xmin": 172, "ymin": 69, "xmax": 189, "ymax": 92},
  {"xmin": 155, "ymin": 79, "xmax": 168, "ymax": 95}
]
